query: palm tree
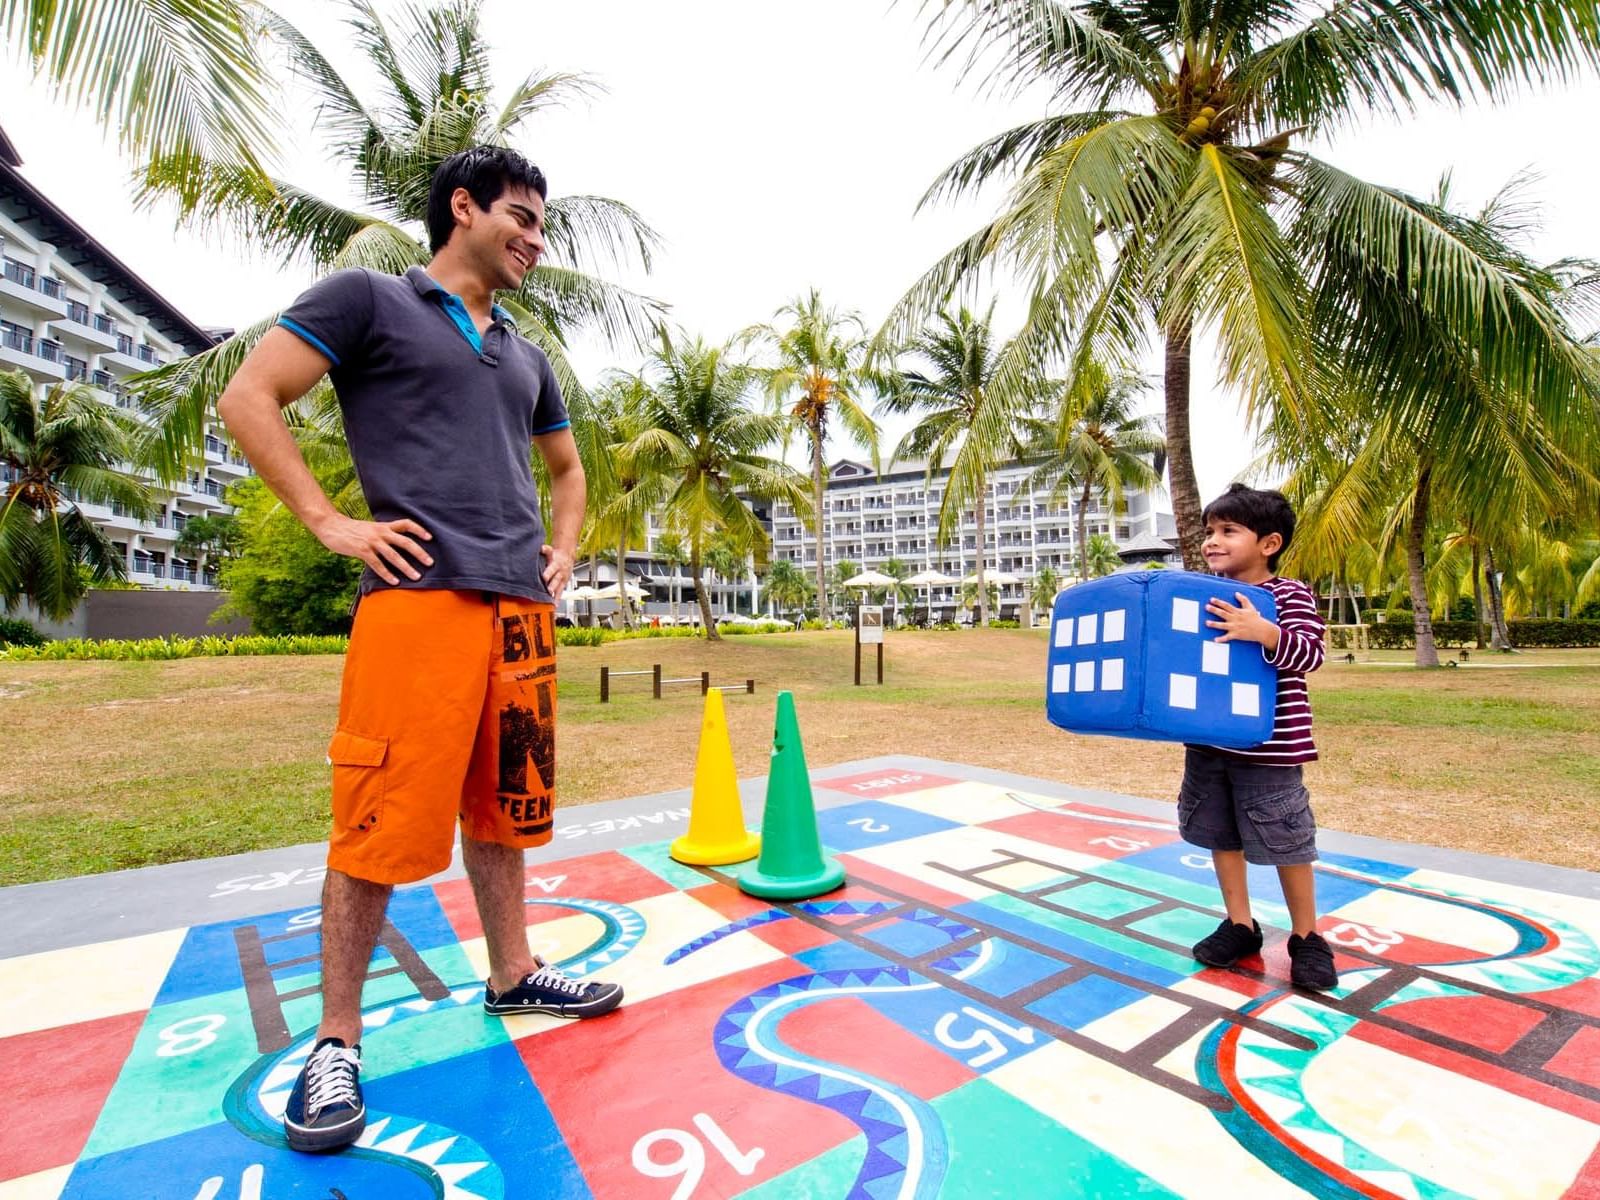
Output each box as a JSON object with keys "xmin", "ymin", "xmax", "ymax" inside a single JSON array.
[
  {"xmin": 1280, "ymin": 177, "xmax": 1599, "ymax": 666},
  {"xmin": 880, "ymin": 556, "xmax": 917, "ymax": 622},
  {"xmin": 1030, "ymin": 563, "xmax": 1062, "ymax": 615},
  {"xmin": 654, "ymin": 530, "xmax": 687, "ymax": 623},
  {"xmin": 586, "ymin": 375, "xmax": 667, "ymax": 630},
  {"xmin": 881, "ymin": 304, "xmax": 1037, "ymax": 626},
  {"xmin": 1027, "ymin": 366, "xmax": 1164, "ymax": 582},
  {"xmin": 131, "ymin": 0, "xmax": 662, "ymax": 473},
  {"xmin": 887, "ymin": 0, "xmax": 1600, "ymax": 568},
  {"xmin": 763, "ymin": 558, "xmax": 811, "ymax": 621},
  {"xmin": 828, "ymin": 558, "xmax": 861, "ymax": 622},
  {"xmin": 0, "ymin": 372, "xmax": 153, "ymax": 619},
  {"xmin": 616, "ymin": 330, "xmax": 812, "ymax": 641},
  {"xmin": 1084, "ymin": 533, "xmax": 1123, "ymax": 578},
  {"xmin": 705, "ymin": 536, "xmax": 745, "ymax": 620},
  {"xmin": 5, "ymin": 0, "xmax": 273, "ymax": 192},
  {"xmin": 744, "ymin": 290, "xmax": 881, "ymax": 621}
]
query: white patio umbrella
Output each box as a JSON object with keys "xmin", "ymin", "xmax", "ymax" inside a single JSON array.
[
  {"xmin": 842, "ymin": 570, "xmax": 897, "ymax": 588},
  {"xmin": 593, "ymin": 581, "xmax": 649, "ymax": 599},
  {"xmin": 904, "ymin": 569, "xmax": 955, "ymax": 624}
]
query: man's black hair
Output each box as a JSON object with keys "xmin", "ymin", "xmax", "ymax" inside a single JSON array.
[
  {"xmin": 426, "ymin": 146, "xmax": 548, "ymax": 253},
  {"xmin": 1202, "ymin": 482, "xmax": 1296, "ymax": 570}
]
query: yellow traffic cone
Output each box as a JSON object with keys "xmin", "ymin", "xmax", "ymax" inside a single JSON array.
[{"xmin": 670, "ymin": 688, "xmax": 761, "ymax": 865}]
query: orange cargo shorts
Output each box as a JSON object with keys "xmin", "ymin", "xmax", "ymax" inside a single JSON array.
[{"xmin": 326, "ymin": 588, "xmax": 559, "ymax": 885}]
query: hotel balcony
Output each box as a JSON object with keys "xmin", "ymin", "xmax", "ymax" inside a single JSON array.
[{"xmin": 1, "ymin": 261, "xmax": 69, "ymax": 319}]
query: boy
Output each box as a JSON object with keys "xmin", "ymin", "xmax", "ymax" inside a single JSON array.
[{"xmin": 1180, "ymin": 483, "xmax": 1336, "ymax": 991}]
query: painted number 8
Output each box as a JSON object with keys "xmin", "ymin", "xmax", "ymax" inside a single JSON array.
[{"xmin": 157, "ymin": 1014, "xmax": 226, "ymax": 1057}]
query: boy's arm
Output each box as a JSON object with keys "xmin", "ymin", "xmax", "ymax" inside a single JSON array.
[
  {"xmin": 217, "ymin": 326, "xmax": 433, "ymax": 585},
  {"xmin": 1263, "ymin": 582, "xmax": 1326, "ymax": 673}
]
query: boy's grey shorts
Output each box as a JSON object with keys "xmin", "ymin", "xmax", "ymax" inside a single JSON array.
[{"xmin": 1177, "ymin": 747, "xmax": 1318, "ymax": 865}]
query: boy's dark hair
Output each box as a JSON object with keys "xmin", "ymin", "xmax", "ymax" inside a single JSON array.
[
  {"xmin": 426, "ymin": 146, "xmax": 548, "ymax": 253},
  {"xmin": 1202, "ymin": 482, "xmax": 1296, "ymax": 570}
]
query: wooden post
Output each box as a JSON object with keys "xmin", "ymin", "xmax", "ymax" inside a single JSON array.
[
  {"xmin": 701, "ymin": 670, "xmax": 711, "ymax": 695},
  {"xmin": 600, "ymin": 666, "xmax": 610, "ymax": 703},
  {"xmin": 652, "ymin": 663, "xmax": 662, "ymax": 699},
  {"xmin": 854, "ymin": 639, "xmax": 861, "ymax": 686},
  {"xmin": 746, "ymin": 678, "xmax": 755, "ymax": 694},
  {"xmin": 877, "ymin": 642, "xmax": 884, "ymax": 684}
]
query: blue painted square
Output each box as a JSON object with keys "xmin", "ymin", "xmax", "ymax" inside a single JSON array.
[
  {"xmin": 62, "ymin": 1119, "xmax": 440, "ymax": 1199},
  {"xmin": 154, "ymin": 883, "xmax": 463, "ymax": 1007},
  {"xmin": 953, "ymin": 898, "xmax": 1188, "ymax": 989},
  {"xmin": 1318, "ymin": 848, "xmax": 1417, "ymax": 883},
  {"xmin": 367, "ymin": 1041, "xmax": 591, "ymax": 1199},
  {"xmin": 795, "ymin": 940, "xmax": 896, "ymax": 974},
  {"xmin": 1046, "ymin": 570, "xmax": 1278, "ymax": 748},
  {"xmin": 816, "ymin": 800, "xmax": 959, "ymax": 852},
  {"xmin": 934, "ymin": 938, "xmax": 1071, "ymax": 999},
  {"xmin": 852, "ymin": 980, "xmax": 1047, "ymax": 1075},
  {"xmin": 1026, "ymin": 974, "xmax": 1147, "ymax": 1031},
  {"xmin": 860, "ymin": 917, "xmax": 962, "ymax": 958}
]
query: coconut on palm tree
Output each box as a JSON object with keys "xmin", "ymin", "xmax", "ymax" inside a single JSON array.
[
  {"xmin": 1026, "ymin": 365, "xmax": 1164, "ymax": 582},
  {"xmin": 887, "ymin": 0, "xmax": 1600, "ymax": 569},
  {"xmin": 880, "ymin": 304, "xmax": 1038, "ymax": 626},
  {"xmin": 615, "ymin": 330, "xmax": 812, "ymax": 641},
  {"xmin": 744, "ymin": 290, "xmax": 881, "ymax": 622},
  {"xmin": 1, "ymin": 372, "xmax": 154, "ymax": 619},
  {"xmin": 132, "ymin": 0, "xmax": 662, "ymax": 474}
]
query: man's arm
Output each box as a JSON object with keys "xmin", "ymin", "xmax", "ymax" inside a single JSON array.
[
  {"xmin": 217, "ymin": 326, "xmax": 433, "ymax": 585},
  {"xmin": 533, "ymin": 427, "xmax": 584, "ymax": 601}
]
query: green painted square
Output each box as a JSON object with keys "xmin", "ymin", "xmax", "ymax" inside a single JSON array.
[
  {"xmin": 1130, "ymin": 907, "xmax": 1230, "ymax": 945},
  {"xmin": 1091, "ymin": 861, "xmax": 1224, "ymax": 910},
  {"xmin": 624, "ymin": 839, "xmax": 713, "ymax": 890},
  {"xmin": 1049, "ymin": 881, "xmax": 1162, "ymax": 920},
  {"xmin": 736, "ymin": 1135, "xmax": 864, "ymax": 1199},
  {"xmin": 933, "ymin": 1077, "xmax": 1182, "ymax": 1197},
  {"xmin": 83, "ymin": 988, "xmax": 256, "ymax": 1158}
]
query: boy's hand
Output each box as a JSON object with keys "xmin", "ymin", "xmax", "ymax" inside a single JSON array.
[{"xmin": 1206, "ymin": 592, "xmax": 1280, "ymax": 652}]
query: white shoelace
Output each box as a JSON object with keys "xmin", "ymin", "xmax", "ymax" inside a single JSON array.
[
  {"xmin": 304, "ymin": 1042, "xmax": 361, "ymax": 1115},
  {"xmin": 526, "ymin": 956, "xmax": 588, "ymax": 998}
]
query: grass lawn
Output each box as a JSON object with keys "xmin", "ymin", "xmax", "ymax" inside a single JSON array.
[{"xmin": 2, "ymin": 631, "xmax": 1596, "ymax": 885}]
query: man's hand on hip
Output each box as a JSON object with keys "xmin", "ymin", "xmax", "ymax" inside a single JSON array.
[
  {"xmin": 542, "ymin": 544, "xmax": 574, "ymax": 600},
  {"xmin": 315, "ymin": 513, "xmax": 434, "ymax": 585}
]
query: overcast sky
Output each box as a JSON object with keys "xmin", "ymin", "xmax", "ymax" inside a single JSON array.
[{"xmin": 4, "ymin": 1, "xmax": 1598, "ymax": 502}]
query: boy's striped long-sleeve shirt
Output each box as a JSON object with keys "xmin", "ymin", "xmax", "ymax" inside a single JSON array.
[{"xmin": 1201, "ymin": 575, "xmax": 1326, "ymax": 764}]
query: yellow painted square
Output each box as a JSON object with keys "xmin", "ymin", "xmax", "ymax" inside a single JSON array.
[{"xmin": 0, "ymin": 928, "xmax": 186, "ymax": 1038}]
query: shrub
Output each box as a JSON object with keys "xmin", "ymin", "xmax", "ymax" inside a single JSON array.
[
  {"xmin": 0, "ymin": 617, "xmax": 47, "ymax": 648},
  {"xmin": 0, "ymin": 634, "xmax": 350, "ymax": 661},
  {"xmin": 1355, "ymin": 619, "xmax": 1600, "ymax": 650}
]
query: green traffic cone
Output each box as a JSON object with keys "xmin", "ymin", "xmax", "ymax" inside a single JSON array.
[{"xmin": 738, "ymin": 691, "xmax": 845, "ymax": 900}]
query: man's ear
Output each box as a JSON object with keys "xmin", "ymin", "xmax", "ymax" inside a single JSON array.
[{"xmin": 449, "ymin": 186, "xmax": 477, "ymax": 229}]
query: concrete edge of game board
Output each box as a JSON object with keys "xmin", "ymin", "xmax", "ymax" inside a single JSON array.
[{"xmin": 3, "ymin": 754, "xmax": 1594, "ymax": 959}]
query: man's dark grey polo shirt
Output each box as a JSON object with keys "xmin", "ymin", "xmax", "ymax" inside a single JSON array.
[{"xmin": 278, "ymin": 266, "xmax": 569, "ymax": 603}]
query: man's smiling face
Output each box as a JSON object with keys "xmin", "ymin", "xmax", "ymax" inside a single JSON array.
[{"xmin": 461, "ymin": 185, "xmax": 545, "ymax": 292}]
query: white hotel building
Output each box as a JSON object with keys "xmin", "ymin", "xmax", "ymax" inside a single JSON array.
[{"xmin": 0, "ymin": 125, "xmax": 246, "ymax": 590}]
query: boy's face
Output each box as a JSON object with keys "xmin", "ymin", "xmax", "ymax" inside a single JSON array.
[{"xmin": 1202, "ymin": 517, "xmax": 1282, "ymax": 580}]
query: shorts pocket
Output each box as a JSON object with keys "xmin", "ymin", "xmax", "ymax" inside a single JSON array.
[
  {"xmin": 328, "ymin": 728, "xmax": 388, "ymax": 835},
  {"xmin": 1241, "ymin": 786, "xmax": 1315, "ymax": 855}
]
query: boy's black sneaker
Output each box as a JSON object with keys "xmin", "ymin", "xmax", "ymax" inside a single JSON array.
[
  {"xmin": 1193, "ymin": 917, "xmax": 1264, "ymax": 968},
  {"xmin": 1288, "ymin": 931, "xmax": 1339, "ymax": 991},
  {"xmin": 283, "ymin": 1037, "xmax": 365, "ymax": 1153},
  {"xmin": 484, "ymin": 956, "xmax": 624, "ymax": 1018}
]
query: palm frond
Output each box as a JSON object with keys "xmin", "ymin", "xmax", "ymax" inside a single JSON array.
[{"xmin": 542, "ymin": 195, "xmax": 659, "ymax": 274}]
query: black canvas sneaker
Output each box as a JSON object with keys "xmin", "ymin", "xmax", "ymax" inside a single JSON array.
[
  {"xmin": 1192, "ymin": 917, "xmax": 1265, "ymax": 968},
  {"xmin": 283, "ymin": 1037, "xmax": 365, "ymax": 1153},
  {"xmin": 1288, "ymin": 930, "xmax": 1339, "ymax": 991},
  {"xmin": 484, "ymin": 956, "xmax": 624, "ymax": 1017}
]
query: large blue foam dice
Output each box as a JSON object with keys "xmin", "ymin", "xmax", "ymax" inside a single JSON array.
[{"xmin": 1044, "ymin": 570, "xmax": 1279, "ymax": 748}]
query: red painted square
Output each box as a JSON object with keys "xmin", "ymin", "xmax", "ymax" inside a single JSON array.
[
  {"xmin": 753, "ymin": 917, "xmax": 838, "ymax": 957},
  {"xmin": 434, "ymin": 850, "xmax": 671, "ymax": 941},
  {"xmin": 517, "ymin": 957, "xmax": 859, "ymax": 1197},
  {"xmin": 1566, "ymin": 1139, "xmax": 1600, "ymax": 1199},
  {"xmin": 818, "ymin": 769, "xmax": 960, "ymax": 798},
  {"xmin": 687, "ymin": 881, "xmax": 778, "ymax": 923},
  {"xmin": 0, "ymin": 1010, "xmax": 146, "ymax": 1180},
  {"xmin": 1547, "ymin": 1026, "xmax": 1600, "ymax": 1088},
  {"xmin": 1383, "ymin": 994, "xmax": 1545, "ymax": 1055},
  {"xmin": 682, "ymin": 881, "xmax": 843, "ymax": 954},
  {"xmin": 983, "ymin": 809, "xmax": 1182, "ymax": 859},
  {"xmin": 1320, "ymin": 922, "xmax": 1485, "ymax": 970},
  {"xmin": 778, "ymin": 996, "xmax": 976, "ymax": 1100},
  {"xmin": 1541, "ymin": 978, "xmax": 1600, "ymax": 1022}
]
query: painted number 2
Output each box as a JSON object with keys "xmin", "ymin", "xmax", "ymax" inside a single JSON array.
[
  {"xmin": 633, "ymin": 1112, "xmax": 764, "ymax": 1200},
  {"xmin": 157, "ymin": 1014, "xmax": 226, "ymax": 1057},
  {"xmin": 935, "ymin": 1006, "xmax": 1037, "ymax": 1068},
  {"xmin": 1325, "ymin": 921, "xmax": 1404, "ymax": 955},
  {"xmin": 846, "ymin": 817, "xmax": 890, "ymax": 834}
]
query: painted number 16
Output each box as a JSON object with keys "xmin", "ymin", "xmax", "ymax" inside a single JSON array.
[{"xmin": 633, "ymin": 1112, "xmax": 764, "ymax": 1200}]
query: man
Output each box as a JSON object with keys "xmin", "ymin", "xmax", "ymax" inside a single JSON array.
[{"xmin": 218, "ymin": 146, "xmax": 622, "ymax": 1155}]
